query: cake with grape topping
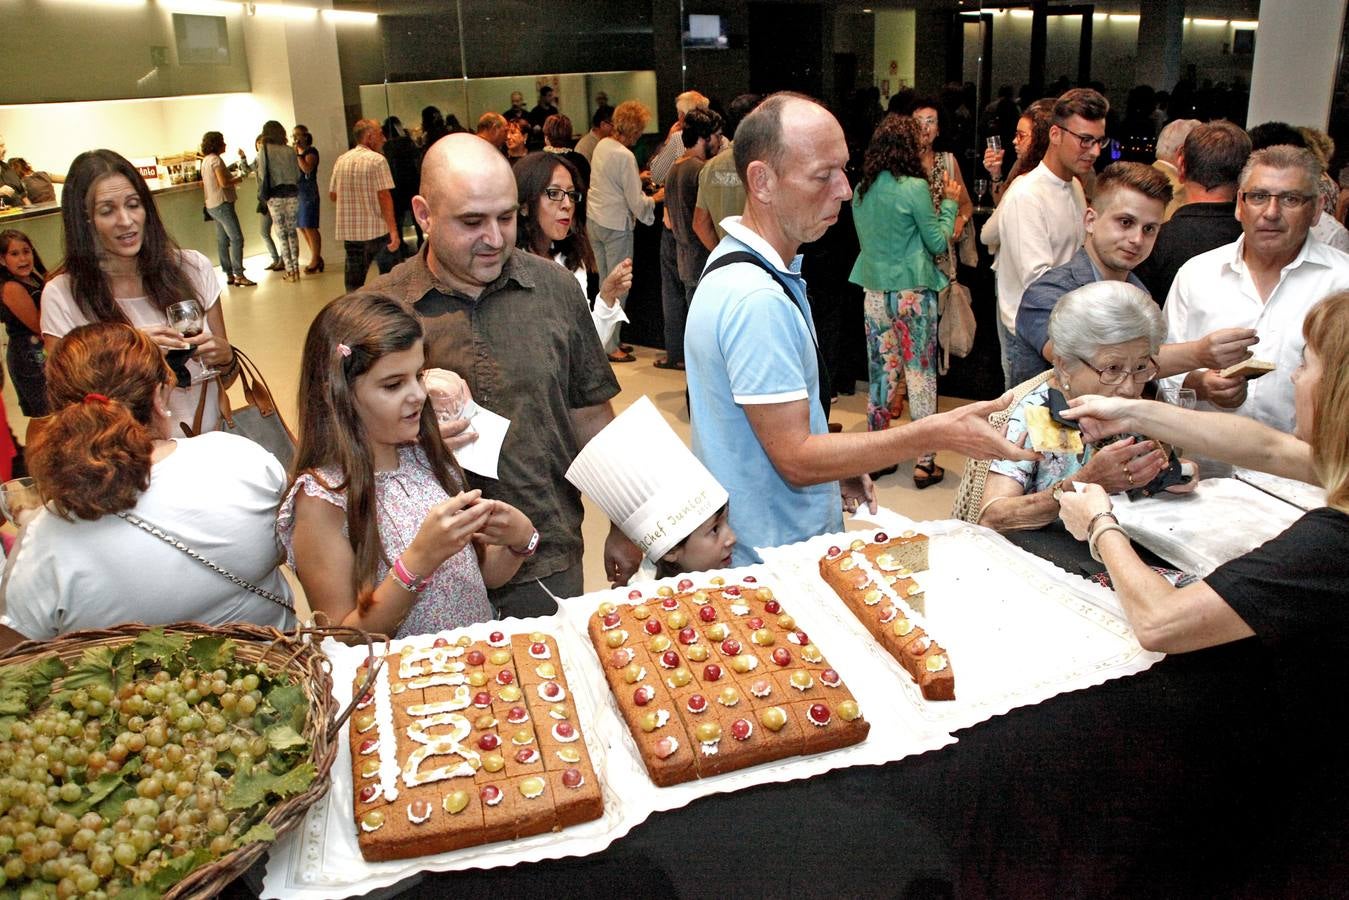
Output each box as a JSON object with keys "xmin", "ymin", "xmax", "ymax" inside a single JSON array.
[
  {"xmin": 818, "ymin": 531, "xmax": 954, "ymax": 701},
  {"xmin": 588, "ymin": 578, "xmax": 870, "ymax": 786},
  {"xmin": 350, "ymin": 630, "xmax": 603, "ymax": 861}
]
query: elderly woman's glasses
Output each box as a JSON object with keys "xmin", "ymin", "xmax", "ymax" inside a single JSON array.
[
  {"xmin": 543, "ymin": 187, "xmax": 583, "ymax": 204},
  {"xmin": 1074, "ymin": 355, "xmax": 1157, "ymax": 386}
]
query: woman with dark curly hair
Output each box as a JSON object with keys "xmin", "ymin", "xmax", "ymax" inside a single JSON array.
[{"xmin": 849, "ymin": 115, "xmax": 960, "ymax": 488}]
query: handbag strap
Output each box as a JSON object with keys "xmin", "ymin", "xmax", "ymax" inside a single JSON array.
[{"xmin": 116, "ymin": 511, "xmax": 294, "ymax": 611}]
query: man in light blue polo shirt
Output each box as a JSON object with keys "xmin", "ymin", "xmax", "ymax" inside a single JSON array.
[{"xmin": 686, "ymin": 93, "xmax": 1037, "ymax": 564}]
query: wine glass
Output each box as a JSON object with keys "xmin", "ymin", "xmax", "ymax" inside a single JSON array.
[
  {"xmin": 166, "ymin": 299, "xmax": 215, "ymax": 380},
  {"xmin": 974, "ymin": 178, "xmax": 990, "ymax": 208},
  {"xmin": 0, "ymin": 477, "xmax": 43, "ymax": 527}
]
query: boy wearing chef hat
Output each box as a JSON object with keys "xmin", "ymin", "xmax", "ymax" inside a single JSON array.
[{"xmin": 566, "ymin": 396, "xmax": 737, "ymax": 577}]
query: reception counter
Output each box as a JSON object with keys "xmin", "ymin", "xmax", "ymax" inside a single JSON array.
[{"xmin": 0, "ymin": 177, "xmax": 269, "ymax": 268}]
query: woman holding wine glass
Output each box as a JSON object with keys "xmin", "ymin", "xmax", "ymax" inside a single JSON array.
[{"xmin": 40, "ymin": 149, "xmax": 235, "ymax": 436}]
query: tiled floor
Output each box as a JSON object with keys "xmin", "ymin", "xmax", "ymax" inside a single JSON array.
[{"xmin": 4, "ymin": 252, "xmax": 973, "ymax": 598}]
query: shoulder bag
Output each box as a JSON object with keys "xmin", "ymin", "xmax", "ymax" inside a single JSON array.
[
  {"xmin": 936, "ymin": 239, "xmax": 976, "ymax": 375},
  {"xmin": 184, "ymin": 346, "xmax": 297, "ymax": 470}
]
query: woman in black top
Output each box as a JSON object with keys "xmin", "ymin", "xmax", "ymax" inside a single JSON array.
[
  {"xmin": 1057, "ymin": 290, "xmax": 1349, "ymax": 877},
  {"xmin": 0, "ymin": 229, "xmax": 50, "ymax": 415}
]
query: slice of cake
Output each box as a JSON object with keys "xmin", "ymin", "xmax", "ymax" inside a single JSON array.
[{"xmin": 819, "ymin": 530, "xmax": 954, "ymax": 701}]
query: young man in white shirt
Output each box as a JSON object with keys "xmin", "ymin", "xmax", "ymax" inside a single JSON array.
[
  {"xmin": 984, "ymin": 88, "xmax": 1108, "ymax": 389},
  {"xmin": 1162, "ymin": 145, "xmax": 1349, "ymax": 432}
]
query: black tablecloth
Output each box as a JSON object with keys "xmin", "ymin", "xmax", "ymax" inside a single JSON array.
[{"xmin": 229, "ymin": 641, "xmax": 1343, "ymax": 900}]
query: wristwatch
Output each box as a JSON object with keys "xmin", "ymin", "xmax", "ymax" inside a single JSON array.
[
  {"xmin": 1051, "ymin": 481, "xmax": 1067, "ymax": 503},
  {"xmin": 509, "ymin": 529, "xmax": 540, "ymax": 558}
]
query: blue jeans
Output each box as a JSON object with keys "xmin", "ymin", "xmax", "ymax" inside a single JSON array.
[
  {"xmin": 587, "ymin": 221, "xmax": 634, "ymax": 353},
  {"xmin": 659, "ymin": 228, "xmax": 686, "ymax": 364},
  {"xmin": 259, "ymin": 205, "xmax": 280, "ymax": 264},
  {"xmin": 206, "ymin": 201, "xmax": 245, "ymax": 277}
]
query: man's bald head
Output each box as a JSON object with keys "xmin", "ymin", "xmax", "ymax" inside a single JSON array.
[
  {"xmin": 733, "ymin": 92, "xmax": 834, "ymax": 183},
  {"xmin": 421, "ymin": 132, "xmax": 514, "ymax": 207},
  {"xmin": 414, "ymin": 133, "xmax": 519, "ymax": 297}
]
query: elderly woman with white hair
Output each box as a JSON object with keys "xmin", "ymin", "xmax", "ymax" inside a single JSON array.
[{"xmin": 977, "ymin": 281, "xmax": 1195, "ymax": 532}]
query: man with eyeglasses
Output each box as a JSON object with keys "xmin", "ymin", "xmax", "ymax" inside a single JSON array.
[
  {"xmin": 1161, "ymin": 144, "xmax": 1349, "ymax": 432},
  {"xmin": 983, "ymin": 88, "xmax": 1108, "ymax": 389}
]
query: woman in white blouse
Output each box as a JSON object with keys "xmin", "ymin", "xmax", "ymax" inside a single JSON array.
[{"xmin": 40, "ymin": 149, "xmax": 236, "ymax": 436}]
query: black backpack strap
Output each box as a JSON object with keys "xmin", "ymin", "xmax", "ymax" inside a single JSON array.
[{"xmin": 701, "ymin": 251, "xmax": 832, "ymax": 419}]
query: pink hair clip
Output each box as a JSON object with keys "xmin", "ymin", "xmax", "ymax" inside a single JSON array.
[{"xmin": 337, "ymin": 343, "xmax": 352, "ymax": 357}]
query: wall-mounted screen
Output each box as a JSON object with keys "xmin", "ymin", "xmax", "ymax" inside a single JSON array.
[
  {"xmin": 684, "ymin": 14, "xmax": 729, "ymax": 49},
  {"xmin": 173, "ymin": 14, "xmax": 230, "ymax": 66}
]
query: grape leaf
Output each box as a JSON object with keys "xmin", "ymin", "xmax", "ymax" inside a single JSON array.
[
  {"xmin": 130, "ymin": 628, "xmax": 188, "ymax": 669},
  {"xmin": 117, "ymin": 847, "xmax": 211, "ymax": 899},
  {"xmin": 265, "ymin": 724, "xmax": 308, "ymax": 752},
  {"xmin": 95, "ymin": 780, "xmax": 138, "ymax": 823},
  {"xmin": 62, "ymin": 758, "xmax": 141, "ymax": 818},
  {"xmin": 185, "ymin": 635, "xmax": 235, "ymax": 671},
  {"xmin": 0, "ymin": 654, "xmax": 67, "ymax": 714},
  {"xmin": 50, "ymin": 646, "xmax": 130, "ymax": 706},
  {"xmin": 236, "ymin": 821, "xmax": 277, "ymax": 846},
  {"xmin": 264, "ymin": 682, "xmax": 307, "ymax": 732},
  {"xmin": 222, "ymin": 761, "xmax": 316, "ymax": 810}
]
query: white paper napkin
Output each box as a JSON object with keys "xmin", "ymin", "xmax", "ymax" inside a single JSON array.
[{"xmin": 451, "ymin": 400, "xmax": 510, "ymax": 480}]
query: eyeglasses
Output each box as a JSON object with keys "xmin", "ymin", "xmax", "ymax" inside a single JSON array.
[
  {"xmin": 1239, "ymin": 190, "xmax": 1316, "ymax": 210},
  {"xmin": 1055, "ymin": 123, "xmax": 1109, "ymax": 150},
  {"xmin": 1074, "ymin": 355, "xmax": 1158, "ymax": 386},
  {"xmin": 543, "ymin": 187, "xmax": 583, "ymax": 204}
]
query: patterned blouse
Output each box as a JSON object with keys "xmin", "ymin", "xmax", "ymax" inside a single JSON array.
[
  {"xmin": 988, "ymin": 382, "xmax": 1097, "ymax": 494},
  {"xmin": 277, "ymin": 444, "xmax": 493, "ymax": 638}
]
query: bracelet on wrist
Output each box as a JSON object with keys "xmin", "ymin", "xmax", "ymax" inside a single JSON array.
[
  {"xmin": 509, "ymin": 529, "xmax": 540, "ymax": 558},
  {"xmin": 1088, "ymin": 522, "xmax": 1128, "ymax": 563},
  {"xmin": 1086, "ymin": 510, "xmax": 1118, "ymax": 538},
  {"xmin": 390, "ymin": 556, "xmax": 429, "ymax": 592}
]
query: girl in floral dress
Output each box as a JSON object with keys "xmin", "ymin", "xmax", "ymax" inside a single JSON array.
[{"xmin": 278, "ymin": 293, "xmax": 538, "ymax": 638}]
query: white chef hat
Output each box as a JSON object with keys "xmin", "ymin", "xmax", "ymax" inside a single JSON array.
[{"xmin": 564, "ymin": 396, "xmax": 727, "ymax": 561}]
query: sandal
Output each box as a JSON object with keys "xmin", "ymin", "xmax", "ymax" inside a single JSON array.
[
  {"xmin": 619, "ymin": 343, "xmax": 634, "ymax": 353},
  {"xmin": 870, "ymin": 464, "xmax": 898, "ymax": 480},
  {"xmin": 913, "ymin": 461, "xmax": 945, "ymax": 490},
  {"xmin": 608, "ymin": 350, "xmax": 636, "ymax": 363},
  {"xmin": 653, "ymin": 358, "xmax": 684, "ymax": 370}
]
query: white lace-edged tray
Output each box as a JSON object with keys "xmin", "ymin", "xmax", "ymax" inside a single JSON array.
[{"xmin": 757, "ymin": 519, "xmax": 1164, "ymax": 736}]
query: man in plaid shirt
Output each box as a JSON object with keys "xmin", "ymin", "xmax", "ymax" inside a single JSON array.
[{"xmin": 329, "ymin": 118, "xmax": 401, "ymax": 291}]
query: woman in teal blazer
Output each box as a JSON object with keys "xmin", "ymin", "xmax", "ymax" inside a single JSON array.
[{"xmin": 849, "ymin": 114, "xmax": 959, "ymax": 488}]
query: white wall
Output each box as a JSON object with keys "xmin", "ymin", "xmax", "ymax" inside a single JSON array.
[
  {"xmin": 1248, "ymin": 0, "xmax": 1348, "ymax": 129},
  {"xmin": 873, "ymin": 9, "xmax": 915, "ymax": 102}
]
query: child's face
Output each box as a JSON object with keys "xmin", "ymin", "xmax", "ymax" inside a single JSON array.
[
  {"xmin": 666, "ymin": 506, "xmax": 736, "ymax": 573},
  {"xmin": 2, "ymin": 240, "xmax": 34, "ymax": 278},
  {"xmin": 352, "ymin": 340, "xmax": 428, "ymax": 450}
]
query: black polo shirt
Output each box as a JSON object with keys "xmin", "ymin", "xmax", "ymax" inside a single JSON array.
[{"xmin": 1135, "ymin": 201, "xmax": 1244, "ymax": 303}]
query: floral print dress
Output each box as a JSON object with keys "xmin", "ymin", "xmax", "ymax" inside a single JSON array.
[{"xmin": 277, "ymin": 444, "xmax": 493, "ymax": 638}]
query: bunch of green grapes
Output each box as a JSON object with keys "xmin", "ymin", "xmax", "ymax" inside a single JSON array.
[{"xmin": 0, "ymin": 645, "xmax": 312, "ymax": 900}]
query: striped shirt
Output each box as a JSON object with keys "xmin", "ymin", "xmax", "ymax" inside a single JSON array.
[{"xmin": 328, "ymin": 145, "xmax": 394, "ymax": 241}]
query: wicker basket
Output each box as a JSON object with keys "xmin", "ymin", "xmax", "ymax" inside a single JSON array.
[{"xmin": 0, "ymin": 621, "xmax": 383, "ymax": 900}]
